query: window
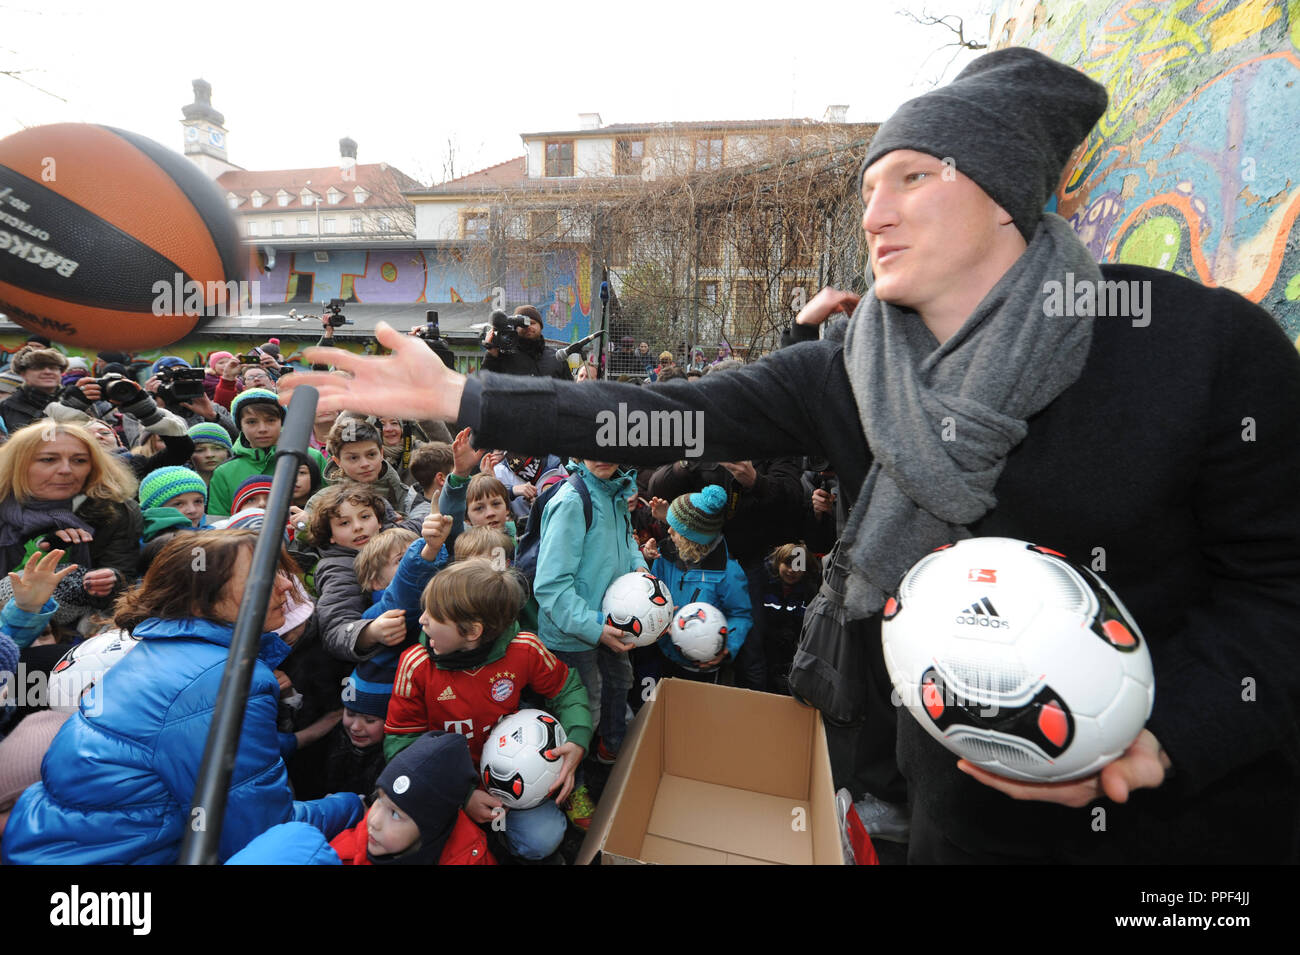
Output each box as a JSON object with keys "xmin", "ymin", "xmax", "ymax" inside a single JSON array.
[
  {"xmin": 461, "ymin": 212, "xmax": 489, "ymax": 239},
  {"xmin": 698, "ymin": 221, "xmax": 723, "ymax": 268},
  {"xmin": 327, "ymin": 188, "xmax": 342, "ymax": 205},
  {"xmin": 250, "ymin": 192, "xmax": 266, "ymax": 209},
  {"xmin": 298, "ymin": 218, "xmax": 311, "ymax": 235},
  {"xmin": 781, "ymin": 279, "xmax": 812, "ymax": 316},
  {"xmin": 299, "ymin": 190, "xmax": 316, "ymax": 207},
  {"xmin": 615, "ymin": 138, "xmax": 644, "ymax": 176},
  {"xmin": 529, "ymin": 210, "xmax": 559, "ymax": 240},
  {"xmin": 782, "ymin": 218, "xmax": 814, "ymax": 267},
  {"xmin": 694, "ymin": 137, "xmax": 723, "ymax": 172},
  {"xmin": 324, "ymin": 218, "xmax": 337, "ymax": 234},
  {"xmin": 353, "ymin": 187, "xmax": 369, "ymax": 204},
  {"xmin": 545, "ymin": 140, "xmax": 574, "ymax": 177},
  {"xmin": 732, "ymin": 280, "xmax": 767, "ymax": 337},
  {"xmin": 272, "ymin": 220, "xmax": 284, "ymax": 236},
  {"xmin": 697, "ymin": 280, "xmax": 719, "ymax": 307},
  {"xmin": 246, "ymin": 220, "xmax": 258, "ymax": 236},
  {"xmin": 226, "ymin": 194, "xmax": 240, "ymax": 210},
  {"xmin": 377, "ymin": 216, "xmax": 391, "ymax": 232},
  {"xmin": 350, "ymin": 216, "xmax": 363, "ymax": 234},
  {"xmin": 277, "ymin": 191, "xmax": 292, "ymax": 207}
]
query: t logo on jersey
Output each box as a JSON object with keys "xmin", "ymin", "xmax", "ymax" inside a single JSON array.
[{"xmin": 444, "ymin": 719, "xmax": 474, "ymax": 739}]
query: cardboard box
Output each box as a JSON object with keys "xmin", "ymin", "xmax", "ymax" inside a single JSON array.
[{"xmin": 577, "ymin": 679, "xmax": 844, "ymax": 865}]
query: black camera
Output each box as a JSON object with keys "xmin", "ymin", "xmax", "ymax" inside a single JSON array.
[
  {"xmin": 157, "ymin": 365, "xmax": 206, "ymax": 405},
  {"xmin": 413, "ymin": 310, "xmax": 441, "ymax": 342},
  {"xmin": 90, "ymin": 372, "xmax": 140, "ymax": 404},
  {"xmin": 482, "ymin": 309, "xmax": 526, "ymax": 355},
  {"xmin": 414, "ymin": 310, "xmax": 456, "ymax": 370},
  {"xmin": 324, "ymin": 298, "xmax": 350, "ymax": 329}
]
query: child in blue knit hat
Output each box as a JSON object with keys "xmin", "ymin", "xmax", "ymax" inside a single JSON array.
[
  {"xmin": 646, "ymin": 484, "xmax": 753, "ymax": 681},
  {"xmin": 138, "ymin": 466, "xmax": 210, "ymax": 528}
]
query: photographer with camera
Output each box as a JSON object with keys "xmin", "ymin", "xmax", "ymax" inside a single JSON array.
[
  {"xmin": 480, "ymin": 306, "xmax": 572, "ymax": 381},
  {"xmin": 147, "ymin": 357, "xmax": 238, "ymax": 441},
  {"xmin": 52, "ymin": 375, "xmax": 195, "ymax": 481},
  {"xmin": 1, "ymin": 346, "xmax": 70, "ymax": 433}
]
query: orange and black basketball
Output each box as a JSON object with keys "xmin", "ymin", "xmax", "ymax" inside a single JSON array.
[{"xmin": 0, "ymin": 123, "xmax": 242, "ymax": 350}]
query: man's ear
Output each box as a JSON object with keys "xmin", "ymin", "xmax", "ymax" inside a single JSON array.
[{"xmin": 466, "ymin": 621, "xmax": 484, "ymax": 645}]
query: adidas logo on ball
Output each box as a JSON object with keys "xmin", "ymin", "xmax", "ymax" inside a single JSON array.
[{"xmin": 954, "ymin": 597, "xmax": 1009, "ymax": 629}]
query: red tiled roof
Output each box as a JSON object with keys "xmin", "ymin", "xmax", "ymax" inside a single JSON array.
[
  {"xmin": 409, "ymin": 157, "xmax": 528, "ymax": 196},
  {"xmin": 217, "ymin": 162, "xmax": 423, "ymax": 210}
]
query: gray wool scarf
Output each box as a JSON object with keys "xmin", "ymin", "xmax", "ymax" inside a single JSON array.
[{"xmin": 838, "ymin": 213, "xmax": 1100, "ymax": 619}]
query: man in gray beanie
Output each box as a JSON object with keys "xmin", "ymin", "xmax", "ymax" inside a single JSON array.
[{"xmin": 277, "ymin": 47, "xmax": 1300, "ymax": 865}]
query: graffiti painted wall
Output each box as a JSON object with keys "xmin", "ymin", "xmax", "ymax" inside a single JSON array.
[
  {"xmin": 245, "ymin": 244, "xmax": 593, "ymax": 342},
  {"xmin": 993, "ymin": 0, "xmax": 1300, "ymax": 342}
]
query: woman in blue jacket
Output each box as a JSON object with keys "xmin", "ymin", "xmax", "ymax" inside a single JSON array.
[{"xmin": 1, "ymin": 529, "xmax": 362, "ymax": 865}]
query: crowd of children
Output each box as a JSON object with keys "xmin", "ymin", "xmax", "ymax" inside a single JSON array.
[{"xmin": 0, "ymin": 339, "xmax": 833, "ymax": 865}]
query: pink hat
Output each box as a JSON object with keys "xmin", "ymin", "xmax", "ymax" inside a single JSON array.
[{"xmin": 208, "ymin": 351, "xmax": 234, "ymax": 370}]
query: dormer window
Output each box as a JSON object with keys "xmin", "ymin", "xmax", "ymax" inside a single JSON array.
[
  {"xmin": 250, "ymin": 191, "xmax": 267, "ymax": 209},
  {"xmin": 327, "ymin": 187, "xmax": 343, "ymax": 205},
  {"xmin": 300, "ymin": 189, "xmax": 318, "ymax": 207},
  {"xmin": 277, "ymin": 190, "xmax": 292, "ymax": 207},
  {"xmin": 226, "ymin": 193, "xmax": 241, "ymax": 210},
  {"xmin": 353, "ymin": 186, "xmax": 369, "ymax": 205}
]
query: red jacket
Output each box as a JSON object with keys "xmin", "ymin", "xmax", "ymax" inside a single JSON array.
[
  {"xmin": 213, "ymin": 375, "xmax": 241, "ymax": 411},
  {"xmin": 330, "ymin": 811, "xmax": 495, "ymax": 865}
]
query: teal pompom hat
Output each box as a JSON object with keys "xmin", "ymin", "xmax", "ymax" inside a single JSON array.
[{"xmin": 667, "ymin": 484, "xmax": 728, "ymax": 545}]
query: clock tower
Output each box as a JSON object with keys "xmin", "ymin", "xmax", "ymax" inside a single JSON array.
[{"xmin": 181, "ymin": 79, "xmax": 240, "ymax": 179}]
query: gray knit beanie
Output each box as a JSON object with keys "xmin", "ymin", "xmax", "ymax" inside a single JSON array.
[{"xmin": 861, "ymin": 47, "xmax": 1108, "ymax": 242}]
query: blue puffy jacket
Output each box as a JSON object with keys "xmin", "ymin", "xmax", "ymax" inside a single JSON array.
[
  {"xmin": 650, "ymin": 537, "xmax": 753, "ymax": 669},
  {"xmin": 534, "ymin": 462, "xmax": 647, "ymax": 653},
  {"xmin": 1, "ymin": 616, "xmax": 363, "ymax": 865}
]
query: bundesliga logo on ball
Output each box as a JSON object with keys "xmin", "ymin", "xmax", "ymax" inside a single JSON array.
[
  {"xmin": 881, "ymin": 537, "xmax": 1155, "ymax": 782},
  {"xmin": 479, "ymin": 709, "xmax": 567, "ymax": 811}
]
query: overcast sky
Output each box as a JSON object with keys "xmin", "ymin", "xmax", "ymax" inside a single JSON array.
[{"xmin": 2, "ymin": 0, "xmax": 990, "ymax": 185}]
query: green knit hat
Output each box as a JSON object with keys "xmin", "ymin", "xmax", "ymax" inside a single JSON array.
[
  {"xmin": 188, "ymin": 421, "xmax": 233, "ymax": 452},
  {"xmin": 230, "ymin": 388, "xmax": 284, "ymax": 427},
  {"xmin": 139, "ymin": 466, "xmax": 208, "ymax": 511},
  {"xmin": 667, "ymin": 484, "xmax": 728, "ymax": 545},
  {"xmin": 142, "ymin": 506, "xmax": 198, "ymax": 542}
]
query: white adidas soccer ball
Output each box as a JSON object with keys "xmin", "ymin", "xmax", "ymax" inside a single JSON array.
[
  {"xmin": 47, "ymin": 629, "xmax": 141, "ymax": 713},
  {"xmin": 602, "ymin": 572, "xmax": 674, "ymax": 647},
  {"xmin": 480, "ymin": 709, "xmax": 568, "ymax": 810},
  {"xmin": 670, "ymin": 602, "xmax": 728, "ymax": 665},
  {"xmin": 881, "ymin": 537, "xmax": 1154, "ymax": 782}
]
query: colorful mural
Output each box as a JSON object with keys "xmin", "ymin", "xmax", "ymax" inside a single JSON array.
[
  {"xmin": 244, "ymin": 244, "xmax": 593, "ymax": 342},
  {"xmin": 993, "ymin": 0, "xmax": 1300, "ymax": 340}
]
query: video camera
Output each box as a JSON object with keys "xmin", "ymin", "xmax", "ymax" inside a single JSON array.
[
  {"xmin": 156, "ymin": 365, "xmax": 206, "ymax": 404},
  {"xmin": 481, "ymin": 309, "xmax": 528, "ymax": 355},
  {"xmin": 412, "ymin": 310, "xmax": 456, "ymax": 370},
  {"xmin": 324, "ymin": 297, "xmax": 350, "ymax": 329}
]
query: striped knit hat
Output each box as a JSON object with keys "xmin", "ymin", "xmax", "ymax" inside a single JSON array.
[
  {"xmin": 342, "ymin": 651, "xmax": 399, "ymax": 718},
  {"xmin": 230, "ymin": 388, "xmax": 284, "ymax": 426},
  {"xmin": 139, "ymin": 466, "xmax": 209, "ymax": 511},
  {"xmin": 233, "ymin": 475, "xmax": 274, "ymax": 514},
  {"xmin": 667, "ymin": 484, "xmax": 728, "ymax": 545},
  {"xmin": 188, "ymin": 421, "xmax": 233, "ymax": 452}
]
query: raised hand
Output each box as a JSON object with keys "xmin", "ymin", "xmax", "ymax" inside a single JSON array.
[
  {"xmin": 421, "ymin": 510, "xmax": 453, "ymax": 558},
  {"xmin": 7, "ymin": 549, "xmax": 79, "ymax": 613},
  {"xmin": 450, "ymin": 427, "xmax": 485, "ymax": 477},
  {"xmin": 278, "ymin": 321, "xmax": 465, "ymax": 422},
  {"xmin": 795, "ymin": 287, "xmax": 860, "ymax": 327}
]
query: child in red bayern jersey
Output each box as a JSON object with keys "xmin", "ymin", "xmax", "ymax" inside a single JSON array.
[{"xmin": 384, "ymin": 559, "xmax": 591, "ymax": 862}]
